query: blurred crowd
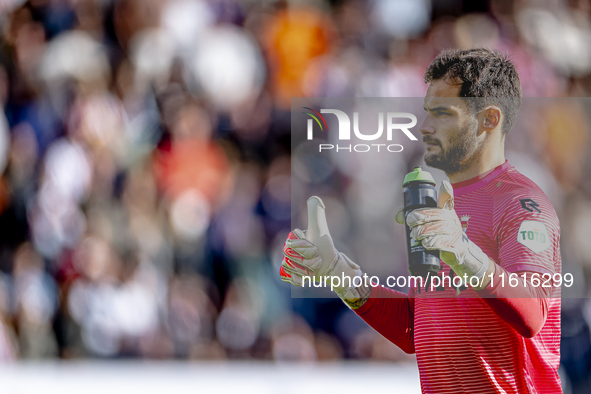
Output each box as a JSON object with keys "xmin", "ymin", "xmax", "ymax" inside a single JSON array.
[{"xmin": 0, "ymin": 0, "xmax": 590, "ymax": 390}]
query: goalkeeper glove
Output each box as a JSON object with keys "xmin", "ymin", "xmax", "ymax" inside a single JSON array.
[
  {"xmin": 405, "ymin": 180, "xmax": 493, "ymax": 289},
  {"xmin": 279, "ymin": 196, "xmax": 363, "ymax": 302}
]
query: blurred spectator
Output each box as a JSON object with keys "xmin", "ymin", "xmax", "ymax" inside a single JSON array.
[{"xmin": 262, "ymin": 4, "xmax": 334, "ymax": 108}]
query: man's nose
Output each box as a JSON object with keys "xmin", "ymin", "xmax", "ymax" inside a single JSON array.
[{"xmin": 420, "ymin": 117, "xmax": 435, "ymax": 136}]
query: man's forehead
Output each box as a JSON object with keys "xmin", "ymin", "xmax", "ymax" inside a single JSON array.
[{"xmin": 424, "ymin": 80, "xmax": 464, "ymax": 109}]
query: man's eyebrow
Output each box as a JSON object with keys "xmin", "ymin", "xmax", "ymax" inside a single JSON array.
[{"xmin": 423, "ymin": 106, "xmax": 452, "ymax": 112}]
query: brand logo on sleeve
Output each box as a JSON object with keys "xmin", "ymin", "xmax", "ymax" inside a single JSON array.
[
  {"xmin": 520, "ymin": 198, "xmax": 541, "ymax": 213},
  {"xmin": 517, "ymin": 220, "xmax": 550, "ymax": 253}
]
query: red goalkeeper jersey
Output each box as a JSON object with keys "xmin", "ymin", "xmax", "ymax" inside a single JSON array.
[{"xmin": 355, "ymin": 160, "xmax": 562, "ymax": 393}]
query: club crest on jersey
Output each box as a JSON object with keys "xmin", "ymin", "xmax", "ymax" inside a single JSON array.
[{"xmin": 460, "ymin": 215, "xmax": 471, "ymax": 233}]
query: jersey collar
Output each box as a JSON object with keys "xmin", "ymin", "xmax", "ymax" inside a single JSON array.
[{"xmin": 451, "ymin": 160, "xmax": 512, "ymax": 196}]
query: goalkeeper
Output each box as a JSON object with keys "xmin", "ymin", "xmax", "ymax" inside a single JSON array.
[{"xmin": 280, "ymin": 48, "xmax": 561, "ymax": 394}]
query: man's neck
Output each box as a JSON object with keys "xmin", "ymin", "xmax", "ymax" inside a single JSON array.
[{"xmin": 447, "ymin": 159, "xmax": 504, "ymax": 183}]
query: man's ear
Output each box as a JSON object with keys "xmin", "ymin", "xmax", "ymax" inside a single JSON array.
[{"xmin": 481, "ymin": 107, "xmax": 501, "ymax": 132}]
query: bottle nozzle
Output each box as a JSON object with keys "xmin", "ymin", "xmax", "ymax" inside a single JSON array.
[{"xmin": 403, "ymin": 166, "xmax": 436, "ymax": 187}]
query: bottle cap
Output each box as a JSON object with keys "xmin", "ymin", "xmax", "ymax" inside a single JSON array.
[{"xmin": 402, "ymin": 166, "xmax": 436, "ymax": 187}]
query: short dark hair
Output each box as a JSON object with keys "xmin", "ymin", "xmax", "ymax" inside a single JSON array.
[{"xmin": 424, "ymin": 48, "xmax": 522, "ymax": 135}]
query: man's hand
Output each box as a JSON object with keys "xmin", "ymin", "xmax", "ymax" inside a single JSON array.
[
  {"xmin": 279, "ymin": 196, "xmax": 369, "ymax": 308},
  {"xmin": 406, "ymin": 180, "xmax": 495, "ymax": 290}
]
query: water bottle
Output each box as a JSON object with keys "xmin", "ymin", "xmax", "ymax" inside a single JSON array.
[{"xmin": 396, "ymin": 166, "xmax": 440, "ymax": 278}]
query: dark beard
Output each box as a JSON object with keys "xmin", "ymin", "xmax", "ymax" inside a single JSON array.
[{"xmin": 424, "ymin": 121, "xmax": 480, "ymax": 175}]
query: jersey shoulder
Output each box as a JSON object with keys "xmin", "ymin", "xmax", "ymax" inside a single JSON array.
[
  {"xmin": 485, "ymin": 165, "xmax": 561, "ymax": 275},
  {"xmin": 486, "ymin": 166, "xmax": 559, "ymax": 230}
]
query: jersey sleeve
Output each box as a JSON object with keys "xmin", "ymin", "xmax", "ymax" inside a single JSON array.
[
  {"xmin": 477, "ymin": 269, "xmax": 551, "ymax": 338},
  {"xmin": 494, "ymin": 191, "xmax": 560, "ymax": 275},
  {"xmin": 354, "ymin": 285, "xmax": 416, "ymax": 354}
]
